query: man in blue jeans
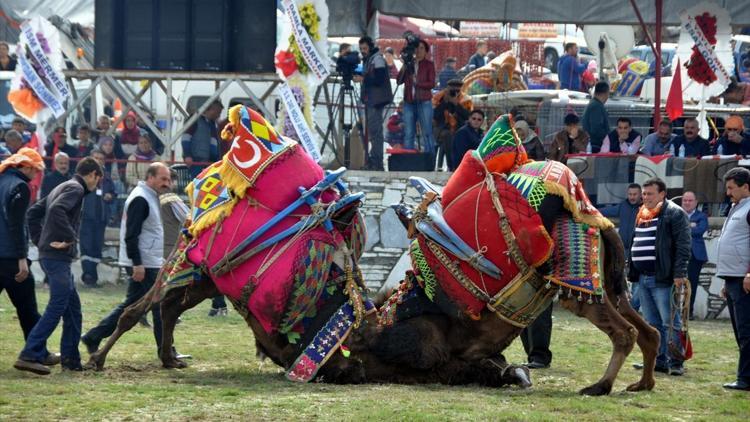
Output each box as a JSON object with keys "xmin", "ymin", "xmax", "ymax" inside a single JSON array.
[
  {"xmin": 15, "ymin": 157, "xmax": 102, "ymax": 374},
  {"xmin": 397, "ymin": 39, "xmax": 436, "ymax": 160},
  {"xmin": 629, "ymin": 177, "xmax": 691, "ymax": 376}
]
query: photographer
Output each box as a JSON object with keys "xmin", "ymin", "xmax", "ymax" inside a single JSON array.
[
  {"xmin": 397, "ymin": 37, "xmax": 436, "ymax": 159},
  {"xmin": 353, "ymin": 36, "xmax": 393, "ymax": 171},
  {"xmin": 433, "ymin": 79, "xmax": 472, "ymax": 170}
]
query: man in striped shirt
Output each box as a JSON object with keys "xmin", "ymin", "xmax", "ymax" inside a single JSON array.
[{"xmin": 629, "ymin": 178, "xmax": 691, "ymax": 376}]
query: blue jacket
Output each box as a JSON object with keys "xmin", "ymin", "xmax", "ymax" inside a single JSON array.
[
  {"xmin": 582, "ymin": 97, "xmax": 610, "ymax": 152},
  {"xmin": 557, "ymin": 54, "xmax": 586, "ymax": 91},
  {"xmin": 599, "ymin": 199, "xmax": 640, "ymax": 252},
  {"xmin": 688, "ymin": 210, "xmax": 708, "ymax": 261},
  {"xmin": 82, "ymin": 175, "xmax": 116, "ymax": 223},
  {"xmin": 712, "ymin": 133, "xmax": 750, "ymax": 155}
]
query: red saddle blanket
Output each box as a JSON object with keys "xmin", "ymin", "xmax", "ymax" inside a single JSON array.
[{"xmin": 420, "ymin": 154, "xmax": 553, "ymax": 316}]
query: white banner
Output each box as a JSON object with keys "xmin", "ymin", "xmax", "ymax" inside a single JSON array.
[
  {"xmin": 680, "ymin": 11, "xmax": 732, "ymax": 86},
  {"xmin": 17, "ymin": 50, "xmax": 65, "ymax": 117},
  {"xmin": 278, "ymin": 83, "xmax": 322, "ymax": 162},
  {"xmin": 19, "ymin": 21, "xmax": 70, "ymax": 100},
  {"xmin": 281, "ymin": 0, "xmax": 330, "ymax": 84}
]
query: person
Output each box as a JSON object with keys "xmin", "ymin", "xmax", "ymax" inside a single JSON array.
[
  {"xmin": 600, "ymin": 184, "xmax": 643, "ymax": 310},
  {"xmin": 117, "ymin": 112, "xmax": 145, "ymax": 157},
  {"xmin": 450, "ymin": 109, "xmax": 484, "ymax": 171},
  {"xmin": 0, "ymin": 149, "xmax": 53, "ymax": 358},
  {"xmin": 466, "ymin": 40, "xmax": 488, "ymax": 71},
  {"xmin": 557, "ymin": 42, "xmax": 587, "ymax": 91},
  {"xmin": 629, "ymin": 177, "xmax": 690, "ymax": 376},
  {"xmin": 383, "ymin": 46, "xmax": 399, "ymax": 79},
  {"xmin": 160, "ymin": 168, "xmax": 190, "ymax": 258},
  {"xmin": 548, "ymin": 113, "xmax": 590, "ymax": 163},
  {"xmin": 15, "ymin": 157, "xmax": 102, "ymax": 374},
  {"xmin": 94, "ymin": 115, "xmax": 114, "ymax": 143},
  {"xmin": 433, "ymin": 79, "xmax": 472, "ymax": 170},
  {"xmin": 0, "ymin": 41, "xmax": 17, "ymax": 71},
  {"xmin": 601, "ymin": 117, "xmax": 642, "ymax": 154},
  {"xmin": 514, "ymin": 120, "xmax": 545, "ymax": 161},
  {"xmin": 126, "ymin": 134, "xmax": 161, "ymax": 187},
  {"xmin": 581, "ymin": 82, "xmax": 611, "ymax": 153},
  {"xmin": 521, "ymin": 302, "xmax": 553, "ymax": 369},
  {"xmin": 713, "ymin": 115, "xmax": 750, "ymax": 156},
  {"xmin": 716, "ymin": 167, "xmax": 750, "ymax": 391},
  {"xmin": 40, "ymin": 152, "xmax": 71, "ymax": 198},
  {"xmin": 11, "ymin": 117, "xmax": 38, "ymax": 147},
  {"xmin": 356, "ymin": 36, "xmax": 393, "ymax": 171},
  {"xmin": 44, "ymin": 127, "xmax": 78, "ymax": 172},
  {"xmin": 672, "ymin": 117, "xmax": 711, "ymax": 157},
  {"xmin": 75, "ymin": 124, "xmax": 96, "ymax": 158},
  {"xmin": 719, "ymin": 79, "xmax": 750, "ymax": 106},
  {"xmin": 680, "ymin": 191, "xmax": 707, "ymax": 320},
  {"xmin": 438, "ymin": 57, "xmax": 458, "ymax": 89},
  {"xmin": 181, "ymin": 100, "xmax": 223, "ymax": 178},
  {"xmin": 385, "ymin": 102, "xmax": 405, "ymax": 149},
  {"xmin": 397, "ymin": 39, "xmax": 436, "ymax": 158},
  {"xmin": 485, "ymin": 51, "xmax": 497, "ymax": 62},
  {"xmin": 81, "ymin": 163, "xmax": 175, "ymax": 358},
  {"xmin": 2, "ymin": 129, "xmax": 24, "ymax": 155},
  {"xmin": 642, "ymin": 119, "xmax": 677, "ymax": 156},
  {"xmin": 79, "ymin": 149, "xmax": 116, "ymax": 288}
]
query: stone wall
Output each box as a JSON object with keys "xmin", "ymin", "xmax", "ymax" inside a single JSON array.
[{"xmin": 343, "ymin": 170, "xmax": 451, "ymax": 291}]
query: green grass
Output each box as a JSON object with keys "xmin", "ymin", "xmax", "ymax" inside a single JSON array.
[{"xmin": 1, "ymin": 285, "xmax": 748, "ymax": 421}]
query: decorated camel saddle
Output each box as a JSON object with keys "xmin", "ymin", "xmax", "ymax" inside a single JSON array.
[
  {"xmin": 160, "ymin": 105, "xmax": 372, "ymax": 380},
  {"xmin": 384, "ymin": 115, "xmax": 614, "ymax": 327}
]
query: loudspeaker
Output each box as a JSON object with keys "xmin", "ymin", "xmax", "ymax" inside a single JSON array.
[
  {"xmin": 388, "ymin": 152, "xmax": 436, "ymax": 171},
  {"xmin": 190, "ymin": 0, "xmax": 230, "ymax": 71},
  {"xmin": 122, "ymin": 0, "xmax": 155, "ymax": 70},
  {"xmin": 229, "ymin": 0, "xmax": 276, "ymax": 72},
  {"xmin": 94, "ymin": 0, "xmax": 122, "ymax": 68},
  {"xmin": 158, "ymin": 0, "xmax": 190, "ymax": 70}
]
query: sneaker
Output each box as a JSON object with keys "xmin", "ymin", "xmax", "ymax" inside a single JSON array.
[
  {"xmin": 14, "ymin": 359, "xmax": 51, "ymax": 375},
  {"xmin": 208, "ymin": 307, "xmax": 228, "ymax": 317},
  {"xmin": 42, "ymin": 352, "xmax": 61, "ymax": 366},
  {"xmin": 669, "ymin": 366, "xmax": 685, "ymax": 376}
]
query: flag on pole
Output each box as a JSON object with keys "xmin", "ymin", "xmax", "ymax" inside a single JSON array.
[{"xmin": 666, "ymin": 58, "xmax": 684, "ymax": 121}]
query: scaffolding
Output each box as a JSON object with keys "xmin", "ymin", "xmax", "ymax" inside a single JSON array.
[{"xmin": 56, "ymin": 69, "xmax": 282, "ymax": 154}]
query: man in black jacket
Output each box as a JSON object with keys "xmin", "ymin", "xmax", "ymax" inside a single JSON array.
[
  {"xmin": 450, "ymin": 109, "xmax": 485, "ymax": 171},
  {"xmin": 40, "ymin": 152, "xmax": 71, "ymax": 198},
  {"xmin": 15, "ymin": 157, "xmax": 102, "ymax": 375},
  {"xmin": 629, "ymin": 177, "xmax": 691, "ymax": 376},
  {"xmin": 0, "ymin": 149, "xmax": 50, "ymax": 354},
  {"xmin": 355, "ymin": 36, "xmax": 393, "ymax": 171}
]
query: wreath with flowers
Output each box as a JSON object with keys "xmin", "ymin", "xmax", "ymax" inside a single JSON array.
[
  {"xmin": 684, "ymin": 12, "xmax": 718, "ymax": 86},
  {"xmin": 274, "ymin": 0, "xmax": 329, "ymax": 142}
]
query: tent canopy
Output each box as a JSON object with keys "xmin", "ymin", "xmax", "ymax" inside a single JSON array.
[{"xmin": 329, "ymin": 0, "xmax": 750, "ymax": 36}]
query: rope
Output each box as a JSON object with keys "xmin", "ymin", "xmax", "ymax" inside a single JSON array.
[{"xmin": 668, "ymin": 282, "xmax": 692, "ymax": 361}]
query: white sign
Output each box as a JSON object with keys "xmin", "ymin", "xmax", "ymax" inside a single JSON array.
[
  {"xmin": 17, "ymin": 50, "xmax": 65, "ymax": 117},
  {"xmin": 680, "ymin": 10, "xmax": 732, "ymax": 86},
  {"xmin": 19, "ymin": 21, "xmax": 70, "ymax": 100},
  {"xmin": 278, "ymin": 83, "xmax": 322, "ymax": 163},
  {"xmin": 282, "ymin": 0, "xmax": 330, "ymax": 84}
]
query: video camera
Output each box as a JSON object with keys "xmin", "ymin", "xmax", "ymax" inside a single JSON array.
[
  {"xmin": 400, "ymin": 31, "xmax": 421, "ymax": 68},
  {"xmin": 336, "ymin": 51, "xmax": 361, "ymax": 88}
]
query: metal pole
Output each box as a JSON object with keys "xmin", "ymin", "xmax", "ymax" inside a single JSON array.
[
  {"xmin": 167, "ymin": 78, "xmax": 234, "ymax": 146},
  {"xmin": 654, "ymin": 0, "xmax": 663, "ymax": 127},
  {"xmin": 47, "ymin": 77, "xmax": 103, "ymax": 135},
  {"xmin": 629, "ymin": 0, "xmax": 659, "ymax": 59},
  {"xmin": 167, "ymin": 76, "xmax": 173, "ymax": 158},
  {"xmin": 104, "ymin": 75, "xmax": 167, "ymax": 147}
]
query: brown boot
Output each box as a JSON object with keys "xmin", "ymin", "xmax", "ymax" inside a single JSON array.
[{"xmin": 14, "ymin": 359, "xmax": 51, "ymax": 375}]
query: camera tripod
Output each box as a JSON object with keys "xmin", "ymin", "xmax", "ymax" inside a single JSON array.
[{"xmin": 325, "ymin": 78, "xmax": 364, "ymax": 168}]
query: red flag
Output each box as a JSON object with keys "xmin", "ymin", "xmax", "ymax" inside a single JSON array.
[{"xmin": 666, "ymin": 58, "xmax": 684, "ymax": 121}]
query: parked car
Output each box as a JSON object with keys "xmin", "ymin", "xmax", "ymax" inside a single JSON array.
[
  {"xmin": 628, "ymin": 43, "xmax": 677, "ymax": 76},
  {"xmin": 734, "ymin": 34, "xmax": 750, "ymax": 83}
]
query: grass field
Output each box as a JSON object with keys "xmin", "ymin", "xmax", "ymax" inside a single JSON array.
[{"xmin": 0, "ymin": 284, "xmax": 748, "ymax": 421}]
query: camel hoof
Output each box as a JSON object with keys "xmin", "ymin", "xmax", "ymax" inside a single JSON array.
[
  {"xmin": 84, "ymin": 355, "xmax": 105, "ymax": 371},
  {"xmin": 513, "ymin": 367, "xmax": 532, "ymax": 389},
  {"xmin": 579, "ymin": 382, "xmax": 612, "ymax": 396},
  {"xmin": 626, "ymin": 379, "xmax": 655, "ymax": 392}
]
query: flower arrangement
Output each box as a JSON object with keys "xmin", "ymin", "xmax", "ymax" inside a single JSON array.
[
  {"xmin": 286, "ymin": 2, "xmax": 321, "ymax": 75},
  {"xmin": 684, "ymin": 12, "xmax": 718, "ymax": 86}
]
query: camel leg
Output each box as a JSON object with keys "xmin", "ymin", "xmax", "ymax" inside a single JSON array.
[
  {"xmin": 86, "ymin": 285, "xmax": 161, "ymax": 371},
  {"xmin": 158, "ymin": 279, "xmax": 219, "ymax": 368},
  {"xmin": 614, "ymin": 293, "xmax": 660, "ymax": 392},
  {"xmin": 559, "ymin": 296, "xmax": 638, "ymax": 396}
]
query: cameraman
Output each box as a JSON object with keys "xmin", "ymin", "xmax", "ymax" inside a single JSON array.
[
  {"xmin": 353, "ymin": 36, "xmax": 393, "ymax": 171},
  {"xmin": 397, "ymin": 39, "xmax": 436, "ymax": 158},
  {"xmin": 433, "ymin": 79, "xmax": 472, "ymax": 170}
]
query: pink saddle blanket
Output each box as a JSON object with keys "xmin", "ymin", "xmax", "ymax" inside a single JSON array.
[{"xmin": 186, "ymin": 146, "xmax": 341, "ymax": 333}]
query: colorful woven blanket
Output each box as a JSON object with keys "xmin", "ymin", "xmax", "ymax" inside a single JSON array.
[
  {"xmin": 507, "ymin": 160, "xmax": 613, "ymax": 230},
  {"xmin": 416, "ymin": 153, "xmax": 553, "ymax": 317},
  {"xmin": 546, "ymin": 216, "xmax": 605, "ymax": 296}
]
